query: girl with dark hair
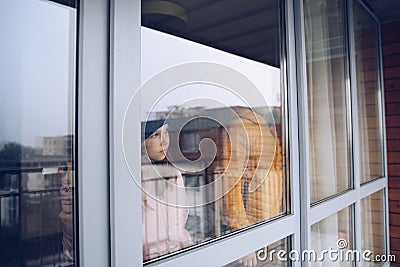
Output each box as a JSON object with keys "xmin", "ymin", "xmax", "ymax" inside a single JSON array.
[{"xmin": 141, "ymin": 120, "xmax": 193, "ymax": 261}]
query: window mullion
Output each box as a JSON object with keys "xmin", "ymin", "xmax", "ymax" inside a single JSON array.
[
  {"xmin": 293, "ymin": 0, "xmax": 311, "ymax": 265},
  {"xmin": 78, "ymin": 0, "xmax": 110, "ymax": 266},
  {"xmin": 346, "ymin": 1, "xmax": 363, "ymax": 265},
  {"xmin": 285, "ymin": 0, "xmax": 302, "ymax": 266},
  {"xmin": 109, "ymin": 0, "xmax": 143, "ymax": 266},
  {"xmin": 377, "ymin": 13, "xmax": 391, "ymax": 257}
]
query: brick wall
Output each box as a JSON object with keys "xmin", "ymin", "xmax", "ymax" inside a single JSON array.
[{"xmin": 382, "ymin": 20, "xmax": 400, "ymax": 264}]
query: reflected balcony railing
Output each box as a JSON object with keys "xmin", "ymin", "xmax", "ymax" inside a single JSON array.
[{"xmin": 0, "ymin": 157, "xmax": 74, "ymax": 267}]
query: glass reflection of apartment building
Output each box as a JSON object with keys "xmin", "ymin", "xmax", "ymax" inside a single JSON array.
[
  {"xmin": 0, "ymin": 135, "xmax": 73, "ymax": 266},
  {"xmin": 148, "ymin": 107, "xmax": 284, "ymax": 242},
  {"xmin": 39, "ymin": 135, "xmax": 73, "ymax": 157}
]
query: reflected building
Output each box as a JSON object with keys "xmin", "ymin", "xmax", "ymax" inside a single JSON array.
[
  {"xmin": 0, "ymin": 136, "xmax": 74, "ymax": 267},
  {"xmin": 39, "ymin": 135, "xmax": 73, "ymax": 157},
  {"xmin": 144, "ymin": 106, "xmax": 285, "ymax": 244}
]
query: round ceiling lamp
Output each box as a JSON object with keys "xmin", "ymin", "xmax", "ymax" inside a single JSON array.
[{"xmin": 142, "ymin": 0, "xmax": 188, "ymax": 26}]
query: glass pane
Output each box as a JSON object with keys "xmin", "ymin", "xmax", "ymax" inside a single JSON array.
[
  {"xmin": 303, "ymin": 0, "xmax": 351, "ymax": 203},
  {"xmin": 224, "ymin": 238, "xmax": 290, "ymax": 266},
  {"xmin": 139, "ymin": 0, "xmax": 288, "ymax": 262},
  {"xmin": 353, "ymin": 2, "xmax": 384, "ymax": 184},
  {"xmin": 361, "ymin": 190, "xmax": 386, "ymax": 266},
  {"xmin": 310, "ymin": 206, "xmax": 353, "ymax": 266},
  {"xmin": 0, "ymin": 1, "xmax": 77, "ymax": 266}
]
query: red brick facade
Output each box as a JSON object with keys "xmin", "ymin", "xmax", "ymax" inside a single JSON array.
[{"xmin": 382, "ymin": 20, "xmax": 400, "ymax": 264}]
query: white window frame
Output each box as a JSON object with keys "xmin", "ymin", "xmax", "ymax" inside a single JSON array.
[
  {"xmin": 109, "ymin": 0, "xmax": 301, "ymax": 266},
  {"xmin": 77, "ymin": 0, "xmax": 110, "ymax": 266},
  {"xmin": 294, "ymin": 0, "xmax": 390, "ymax": 266},
  {"xmin": 101, "ymin": 0, "xmax": 390, "ymax": 266}
]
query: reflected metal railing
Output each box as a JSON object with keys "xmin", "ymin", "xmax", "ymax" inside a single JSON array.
[{"xmin": 0, "ymin": 158, "xmax": 74, "ymax": 267}]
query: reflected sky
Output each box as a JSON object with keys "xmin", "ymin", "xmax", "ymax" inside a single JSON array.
[
  {"xmin": 141, "ymin": 27, "xmax": 281, "ymax": 120},
  {"xmin": 0, "ymin": 2, "xmax": 280, "ymax": 147},
  {"xmin": 0, "ymin": 0, "xmax": 75, "ymax": 147}
]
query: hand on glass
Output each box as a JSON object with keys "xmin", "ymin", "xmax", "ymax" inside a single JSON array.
[{"xmin": 238, "ymin": 251, "xmax": 257, "ymax": 267}]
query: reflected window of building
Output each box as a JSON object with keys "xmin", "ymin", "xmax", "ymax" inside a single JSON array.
[{"xmin": 180, "ymin": 131, "xmax": 200, "ymax": 153}]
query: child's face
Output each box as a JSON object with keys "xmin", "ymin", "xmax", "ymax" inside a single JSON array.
[{"xmin": 144, "ymin": 124, "xmax": 170, "ymax": 161}]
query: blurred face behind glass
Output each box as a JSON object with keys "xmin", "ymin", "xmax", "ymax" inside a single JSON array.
[{"xmin": 144, "ymin": 124, "xmax": 170, "ymax": 161}]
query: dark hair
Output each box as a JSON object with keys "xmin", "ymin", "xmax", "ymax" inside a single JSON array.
[{"xmin": 141, "ymin": 119, "xmax": 166, "ymax": 140}]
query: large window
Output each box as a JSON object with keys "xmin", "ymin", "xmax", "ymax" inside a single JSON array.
[
  {"xmin": 110, "ymin": 0, "xmax": 390, "ymax": 266},
  {"xmin": 0, "ymin": 1, "xmax": 77, "ymax": 266},
  {"xmin": 225, "ymin": 238, "xmax": 290, "ymax": 267},
  {"xmin": 361, "ymin": 190, "xmax": 386, "ymax": 266},
  {"xmin": 300, "ymin": 0, "xmax": 389, "ymax": 266},
  {"xmin": 138, "ymin": 0, "xmax": 288, "ymax": 262},
  {"xmin": 311, "ymin": 207, "xmax": 353, "ymax": 266},
  {"xmin": 303, "ymin": 0, "xmax": 352, "ymax": 203},
  {"xmin": 353, "ymin": 1, "xmax": 384, "ymax": 184}
]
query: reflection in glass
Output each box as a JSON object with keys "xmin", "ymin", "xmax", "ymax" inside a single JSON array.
[
  {"xmin": 303, "ymin": 0, "xmax": 351, "ymax": 203},
  {"xmin": 0, "ymin": 0, "xmax": 76, "ymax": 266},
  {"xmin": 141, "ymin": 123, "xmax": 194, "ymax": 261},
  {"xmin": 361, "ymin": 190, "xmax": 386, "ymax": 266},
  {"xmin": 224, "ymin": 238, "xmax": 290, "ymax": 267},
  {"xmin": 353, "ymin": 2, "xmax": 384, "ymax": 183},
  {"xmin": 140, "ymin": 0, "xmax": 287, "ymax": 261},
  {"xmin": 311, "ymin": 206, "xmax": 353, "ymax": 266}
]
